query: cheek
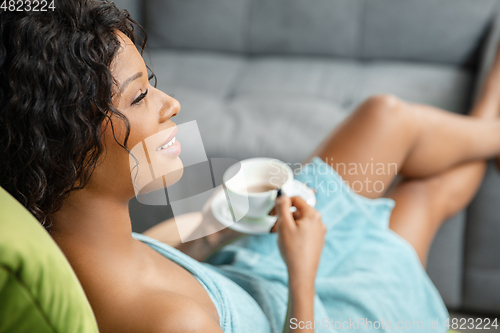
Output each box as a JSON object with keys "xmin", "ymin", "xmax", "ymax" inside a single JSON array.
[
  {"xmin": 107, "ymin": 107, "xmax": 158, "ymax": 150},
  {"xmin": 124, "ymin": 105, "xmax": 159, "ymax": 145},
  {"xmin": 101, "ymin": 115, "xmax": 157, "ymax": 172}
]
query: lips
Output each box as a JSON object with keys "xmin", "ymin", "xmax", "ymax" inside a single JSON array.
[
  {"xmin": 157, "ymin": 136, "xmax": 176, "ymax": 150},
  {"xmin": 156, "ymin": 127, "xmax": 177, "ymax": 151},
  {"xmin": 155, "ymin": 126, "xmax": 181, "ymax": 156}
]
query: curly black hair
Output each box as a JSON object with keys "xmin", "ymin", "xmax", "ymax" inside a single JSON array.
[{"xmin": 0, "ymin": 0, "xmax": 146, "ymax": 228}]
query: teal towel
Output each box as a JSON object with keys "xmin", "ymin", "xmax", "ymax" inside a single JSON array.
[{"xmin": 134, "ymin": 157, "xmax": 449, "ymax": 332}]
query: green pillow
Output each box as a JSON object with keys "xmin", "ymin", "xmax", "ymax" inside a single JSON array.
[{"xmin": 0, "ymin": 187, "xmax": 99, "ymax": 332}]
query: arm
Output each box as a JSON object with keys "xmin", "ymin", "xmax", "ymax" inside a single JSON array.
[
  {"xmin": 285, "ymin": 281, "xmax": 316, "ymax": 333},
  {"xmin": 176, "ymin": 222, "xmax": 245, "ymax": 261},
  {"xmin": 273, "ymin": 195, "xmax": 326, "ymax": 333},
  {"xmin": 143, "ymin": 211, "xmax": 245, "ymax": 261}
]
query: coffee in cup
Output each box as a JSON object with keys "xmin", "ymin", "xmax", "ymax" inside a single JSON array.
[
  {"xmin": 222, "ymin": 158, "xmax": 293, "ymax": 219},
  {"xmin": 244, "ymin": 183, "xmax": 278, "ymax": 193}
]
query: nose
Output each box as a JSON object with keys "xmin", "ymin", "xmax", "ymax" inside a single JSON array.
[{"xmin": 158, "ymin": 90, "xmax": 180, "ymax": 123}]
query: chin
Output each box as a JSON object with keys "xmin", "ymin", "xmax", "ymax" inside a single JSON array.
[
  {"xmin": 162, "ymin": 157, "xmax": 184, "ymax": 187},
  {"xmin": 131, "ymin": 156, "xmax": 184, "ymax": 197}
]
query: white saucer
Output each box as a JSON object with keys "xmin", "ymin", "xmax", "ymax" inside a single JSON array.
[{"xmin": 210, "ymin": 179, "xmax": 316, "ymax": 234}]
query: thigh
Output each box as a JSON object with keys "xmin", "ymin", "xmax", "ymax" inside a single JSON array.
[{"xmin": 308, "ymin": 94, "xmax": 420, "ymax": 199}]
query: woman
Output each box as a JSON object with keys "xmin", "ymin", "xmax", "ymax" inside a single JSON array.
[{"xmin": 1, "ymin": 1, "xmax": 499, "ymax": 332}]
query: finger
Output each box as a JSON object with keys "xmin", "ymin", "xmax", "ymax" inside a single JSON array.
[
  {"xmin": 269, "ymin": 222, "xmax": 278, "ymax": 233},
  {"xmin": 289, "ymin": 196, "xmax": 313, "ymax": 213},
  {"xmin": 275, "ymin": 195, "xmax": 296, "ymax": 229},
  {"xmin": 292, "ymin": 209, "xmax": 302, "ymax": 220},
  {"xmin": 268, "ymin": 207, "xmax": 276, "ymax": 216},
  {"xmin": 275, "ymin": 194, "xmax": 291, "ymax": 215}
]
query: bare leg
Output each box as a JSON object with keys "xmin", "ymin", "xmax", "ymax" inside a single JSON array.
[
  {"xmin": 386, "ymin": 160, "xmax": 486, "ymax": 266},
  {"xmin": 385, "ymin": 71, "xmax": 500, "ymax": 266},
  {"xmin": 310, "ymin": 96, "xmax": 496, "ymax": 266},
  {"xmin": 478, "ymin": 43, "xmax": 500, "ymax": 169},
  {"xmin": 309, "ymin": 95, "xmax": 500, "ymax": 199}
]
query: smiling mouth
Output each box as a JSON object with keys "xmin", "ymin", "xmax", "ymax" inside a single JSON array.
[
  {"xmin": 156, "ymin": 136, "xmax": 176, "ymax": 151},
  {"xmin": 156, "ymin": 126, "xmax": 178, "ymax": 151}
]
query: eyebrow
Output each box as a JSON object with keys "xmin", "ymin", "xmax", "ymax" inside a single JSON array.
[{"xmin": 118, "ymin": 72, "xmax": 143, "ymax": 94}]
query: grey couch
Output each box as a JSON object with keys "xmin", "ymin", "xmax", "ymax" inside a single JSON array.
[{"xmin": 116, "ymin": 0, "xmax": 500, "ymax": 316}]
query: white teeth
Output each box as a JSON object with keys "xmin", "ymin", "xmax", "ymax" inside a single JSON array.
[{"xmin": 156, "ymin": 137, "xmax": 176, "ymax": 151}]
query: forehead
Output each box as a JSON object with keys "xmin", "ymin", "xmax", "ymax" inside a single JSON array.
[{"xmin": 111, "ymin": 31, "xmax": 144, "ymax": 85}]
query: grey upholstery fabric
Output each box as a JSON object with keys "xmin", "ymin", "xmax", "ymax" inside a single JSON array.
[
  {"xmin": 464, "ymin": 163, "xmax": 500, "ymax": 313},
  {"xmin": 248, "ymin": 0, "xmax": 362, "ymax": 57},
  {"xmin": 144, "ymin": 0, "xmax": 497, "ymax": 65},
  {"xmin": 352, "ymin": 62, "xmax": 474, "ymax": 113},
  {"xmin": 145, "ymin": 0, "xmax": 251, "ymax": 52},
  {"xmin": 231, "ymin": 57, "xmax": 361, "ymax": 104},
  {"xmin": 147, "ymin": 51, "xmax": 245, "ymax": 99},
  {"xmin": 363, "ymin": 0, "xmax": 497, "ymax": 65},
  {"xmin": 474, "ymin": 2, "xmax": 500, "ymax": 102},
  {"xmin": 118, "ymin": 0, "xmax": 500, "ymax": 315}
]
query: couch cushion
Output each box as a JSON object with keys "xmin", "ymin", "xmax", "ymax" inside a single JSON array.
[
  {"xmin": 356, "ymin": 61, "xmax": 474, "ymax": 114},
  {"xmin": 232, "ymin": 57, "xmax": 362, "ymax": 105},
  {"xmin": 248, "ymin": 0, "xmax": 362, "ymax": 58},
  {"xmin": 145, "ymin": 0, "xmax": 496, "ymax": 65},
  {"xmin": 146, "ymin": 0, "xmax": 252, "ymax": 53},
  {"xmin": 147, "ymin": 50, "xmax": 245, "ymax": 99},
  {"xmin": 363, "ymin": 0, "xmax": 497, "ymax": 66},
  {"xmin": 169, "ymin": 87, "xmax": 346, "ymax": 163},
  {"xmin": 0, "ymin": 187, "xmax": 98, "ymax": 332}
]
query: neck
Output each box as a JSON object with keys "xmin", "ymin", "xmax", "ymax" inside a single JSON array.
[{"xmin": 50, "ymin": 188, "xmax": 134, "ymax": 253}]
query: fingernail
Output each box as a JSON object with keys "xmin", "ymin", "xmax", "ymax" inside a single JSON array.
[{"xmin": 277, "ymin": 188, "xmax": 282, "ymax": 197}]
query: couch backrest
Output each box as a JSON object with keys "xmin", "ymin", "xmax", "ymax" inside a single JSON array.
[{"xmin": 131, "ymin": 0, "xmax": 499, "ymax": 66}]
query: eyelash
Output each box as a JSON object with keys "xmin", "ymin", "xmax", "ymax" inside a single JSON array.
[{"xmin": 132, "ymin": 89, "xmax": 148, "ymax": 106}]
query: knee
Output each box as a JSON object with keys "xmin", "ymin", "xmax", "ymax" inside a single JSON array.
[
  {"xmin": 365, "ymin": 94, "xmax": 402, "ymax": 110},
  {"xmin": 358, "ymin": 94, "xmax": 409, "ymax": 124}
]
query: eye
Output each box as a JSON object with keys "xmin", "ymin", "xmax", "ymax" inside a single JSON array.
[{"xmin": 132, "ymin": 89, "xmax": 148, "ymax": 106}]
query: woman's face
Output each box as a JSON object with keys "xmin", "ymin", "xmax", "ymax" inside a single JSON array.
[{"xmin": 90, "ymin": 31, "xmax": 183, "ymax": 201}]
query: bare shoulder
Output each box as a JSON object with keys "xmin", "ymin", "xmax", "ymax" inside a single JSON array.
[
  {"xmin": 100, "ymin": 289, "xmax": 222, "ymax": 333},
  {"xmin": 56, "ymin": 237, "xmax": 222, "ymax": 333}
]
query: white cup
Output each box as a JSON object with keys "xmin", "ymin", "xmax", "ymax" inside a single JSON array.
[{"xmin": 223, "ymin": 158, "xmax": 294, "ymax": 219}]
